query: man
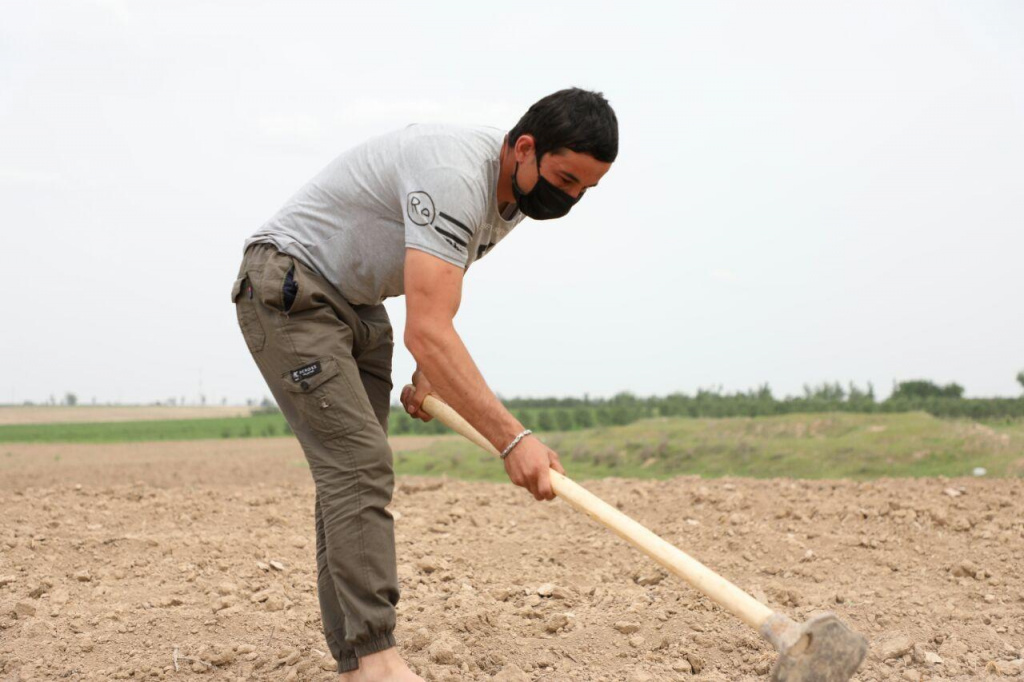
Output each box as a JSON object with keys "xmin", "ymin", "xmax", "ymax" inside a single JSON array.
[{"xmin": 232, "ymin": 88, "xmax": 617, "ymax": 681}]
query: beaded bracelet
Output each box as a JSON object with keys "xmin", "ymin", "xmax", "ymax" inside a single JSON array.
[{"xmin": 500, "ymin": 429, "xmax": 533, "ymax": 460}]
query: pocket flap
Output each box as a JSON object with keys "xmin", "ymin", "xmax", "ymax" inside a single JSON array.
[
  {"xmin": 231, "ymin": 276, "xmax": 245, "ymax": 303},
  {"xmin": 281, "ymin": 357, "xmax": 341, "ymax": 393}
]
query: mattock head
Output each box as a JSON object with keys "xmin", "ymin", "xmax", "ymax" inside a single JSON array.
[{"xmin": 769, "ymin": 613, "xmax": 868, "ymax": 682}]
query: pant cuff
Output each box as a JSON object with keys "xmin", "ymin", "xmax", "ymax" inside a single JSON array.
[
  {"xmin": 353, "ymin": 631, "xmax": 396, "ymax": 659},
  {"xmin": 337, "ymin": 652, "xmax": 359, "ymax": 673},
  {"xmin": 328, "ymin": 627, "xmax": 360, "ymax": 673}
]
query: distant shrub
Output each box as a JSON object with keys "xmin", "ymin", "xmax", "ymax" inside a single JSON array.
[
  {"xmin": 891, "ymin": 380, "xmax": 964, "ymax": 400},
  {"xmin": 556, "ymin": 409, "xmax": 575, "ymax": 432},
  {"xmin": 574, "ymin": 408, "xmax": 595, "ymax": 429}
]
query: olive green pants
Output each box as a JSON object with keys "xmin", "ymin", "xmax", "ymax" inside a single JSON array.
[{"xmin": 232, "ymin": 243, "xmax": 399, "ymax": 673}]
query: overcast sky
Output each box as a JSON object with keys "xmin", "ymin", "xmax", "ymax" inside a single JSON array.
[{"xmin": 2, "ymin": 0, "xmax": 1022, "ymax": 406}]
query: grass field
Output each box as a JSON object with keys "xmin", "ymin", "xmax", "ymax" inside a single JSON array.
[
  {"xmin": 0, "ymin": 414, "xmax": 289, "ymax": 442},
  {"xmin": 2, "ymin": 410, "xmax": 1021, "ymax": 480},
  {"xmin": 393, "ymin": 411, "xmax": 1024, "ymax": 480}
]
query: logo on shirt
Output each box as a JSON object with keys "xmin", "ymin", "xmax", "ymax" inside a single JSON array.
[{"xmin": 407, "ymin": 191, "xmax": 435, "ymax": 226}]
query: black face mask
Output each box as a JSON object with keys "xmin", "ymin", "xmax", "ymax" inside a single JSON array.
[{"xmin": 511, "ymin": 156, "xmax": 579, "ymax": 220}]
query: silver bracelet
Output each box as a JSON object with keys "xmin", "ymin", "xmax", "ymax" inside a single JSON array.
[{"xmin": 500, "ymin": 429, "xmax": 533, "ymax": 460}]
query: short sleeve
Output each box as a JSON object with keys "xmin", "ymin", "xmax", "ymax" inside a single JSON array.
[{"xmin": 400, "ymin": 164, "xmax": 486, "ymax": 270}]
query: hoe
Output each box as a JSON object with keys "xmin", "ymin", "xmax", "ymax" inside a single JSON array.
[{"xmin": 421, "ymin": 395, "xmax": 868, "ymax": 682}]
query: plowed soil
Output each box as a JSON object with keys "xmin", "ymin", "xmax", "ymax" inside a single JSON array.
[
  {"xmin": 1, "ymin": 438, "xmax": 1022, "ymax": 681},
  {"xmin": 0, "ymin": 407, "xmax": 254, "ymax": 426}
]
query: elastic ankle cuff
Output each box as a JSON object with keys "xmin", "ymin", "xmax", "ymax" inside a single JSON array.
[
  {"xmin": 353, "ymin": 631, "xmax": 396, "ymax": 659},
  {"xmin": 329, "ymin": 627, "xmax": 359, "ymax": 673},
  {"xmin": 337, "ymin": 653, "xmax": 359, "ymax": 673}
]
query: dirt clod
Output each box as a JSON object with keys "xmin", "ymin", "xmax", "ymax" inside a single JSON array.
[
  {"xmin": 672, "ymin": 658, "xmax": 692, "ymax": 673},
  {"xmin": 493, "ymin": 662, "xmax": 530, "ymax": 681},
  {"xmin": 427, "ymin": 637, "xmax": 457, "ymax": 665},
  {"xmin": 877, "ymin": 634, "xmax": 915, "ymax": 660}
]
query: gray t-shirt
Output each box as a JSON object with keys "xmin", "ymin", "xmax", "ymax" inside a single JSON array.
[{"xmin": 245, "ymin": 123, "xmax": 525, "ymax": 305}]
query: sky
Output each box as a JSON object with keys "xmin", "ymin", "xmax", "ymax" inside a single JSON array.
[{"xmin": 1, "ymin": 0, "xmax": 1022, "ymax": 406}]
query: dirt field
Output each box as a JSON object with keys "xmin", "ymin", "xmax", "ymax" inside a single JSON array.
[
  {"xmin": 0, "ymin": 407, "xmax": 253, "ymax": 426},
  {"xmin": 1, "ymin": 438, "xmax": 1022, "ymax": 681}
]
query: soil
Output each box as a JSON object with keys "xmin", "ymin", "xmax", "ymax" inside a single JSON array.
[{"xmin": 1, "ymin": 438, "xmax": 1022, "ymax": 681}]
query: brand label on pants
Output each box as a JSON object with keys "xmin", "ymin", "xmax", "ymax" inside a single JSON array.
[{"xmin": 290, "ymin": 361, "xmax": 322, "ymax": 382}]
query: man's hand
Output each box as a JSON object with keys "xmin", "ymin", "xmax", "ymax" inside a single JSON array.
[
  {"xmin": 503, "ymin": 436, "xmax": 566, "ymax": 501},
  {"xmin": 400, "ymin": 369, "xmax": 434, "ymax": 422}
]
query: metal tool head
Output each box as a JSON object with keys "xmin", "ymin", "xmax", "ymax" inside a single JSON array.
[{"xmin": 768, "ymin": 612, "xmax": 868, "ymax": 682}]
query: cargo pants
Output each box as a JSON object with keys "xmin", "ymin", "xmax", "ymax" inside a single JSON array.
[{"xmin": 232, "ymin": 243, "xmax": 399, "ymax": 673}]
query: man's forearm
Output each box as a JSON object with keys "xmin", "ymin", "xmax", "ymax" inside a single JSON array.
[{"xmin": 405, "ymin": 322, "xmax": 523, "ymax": 452}]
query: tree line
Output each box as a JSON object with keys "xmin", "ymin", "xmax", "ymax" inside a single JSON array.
[{"xmin": 388, "ymin": 377, "xmax": 1024, "ymax": 435}]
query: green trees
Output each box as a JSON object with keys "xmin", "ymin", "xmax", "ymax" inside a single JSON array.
[
  {"xmin": 386, "ymin": 377, "xmax": 1024, "ymax": 436},
  {"xmin": 536, "ymin": 410, "xmax": 557, "ymax": 432},
  {"xmin": 556, "ymin": 409, "xmax": 575, "ymax": 432},
  {"xmin": 890, "ymin": 380, "xmax": 964, "ymax": 400},
  {"xmin": 1017, "ymin": 370, "xmax": 1024, "ymax": 393},
  {"xmin": 574, "ymin": 408, "xmax": 595, "ymax": 429},
  {"xmin": 803, "ymin": 382, "xmax": 846, "ymax": 401}
]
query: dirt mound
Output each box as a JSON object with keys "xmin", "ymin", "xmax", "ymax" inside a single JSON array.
[{"xmin": 1, "ymin": 453, "xmax": 1022, "ymax": 680}]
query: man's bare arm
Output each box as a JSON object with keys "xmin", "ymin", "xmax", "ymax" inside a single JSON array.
[
  {"xmin": 401, "ymin": 248, "xmax": 564, "ymax": 500},
  {"xmin": 402, "ymin": 249, "xmax": 521, "ymax": 449}
]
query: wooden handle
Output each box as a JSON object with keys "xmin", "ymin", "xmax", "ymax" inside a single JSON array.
[{"xmin": 421, "ymin": 394, "xmax": 775, "ymax": 631}]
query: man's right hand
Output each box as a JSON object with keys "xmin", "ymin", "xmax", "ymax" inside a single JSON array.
[
  {"xmin": 503, "ymin": 436, "xmax": 566, "ymax": 501},
  {"xmin": 400, "ymin": 368, "xmax": 434, "ymax": 422}
]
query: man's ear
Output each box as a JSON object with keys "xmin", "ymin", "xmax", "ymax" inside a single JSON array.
[{"xmin": 513, "ymin": 134, "xmax": 535, "ymax": 163}]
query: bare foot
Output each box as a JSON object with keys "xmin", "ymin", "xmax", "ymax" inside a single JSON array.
[{"xmin": 338, "ymin": 647, "xmax": 423, "ymax": 682}]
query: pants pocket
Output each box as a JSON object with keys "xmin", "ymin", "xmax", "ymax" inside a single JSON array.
[
  {"xmin": 281, "ymin": 356, "xmax": 370, "ymax": 440},
  {"xmin": 283, "ymin": 265, "xmax": 298, "ymax": 313},
  {"xmin": 232, "ymin": 274, "xmax": 266, "ymax": 354},
  {"xmin": 256, "ymin": 251, "xmax": 296, "ymax": 314}
]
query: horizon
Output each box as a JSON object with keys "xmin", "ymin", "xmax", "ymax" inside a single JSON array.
[{"xmin": 6, "ymin": 376, "xmax": 1021, "ymax": 410}]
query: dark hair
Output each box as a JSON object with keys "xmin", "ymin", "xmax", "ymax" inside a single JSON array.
[{"xmin": 508, "ymin": 88, "xmax": 618, "ymax": 163}]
